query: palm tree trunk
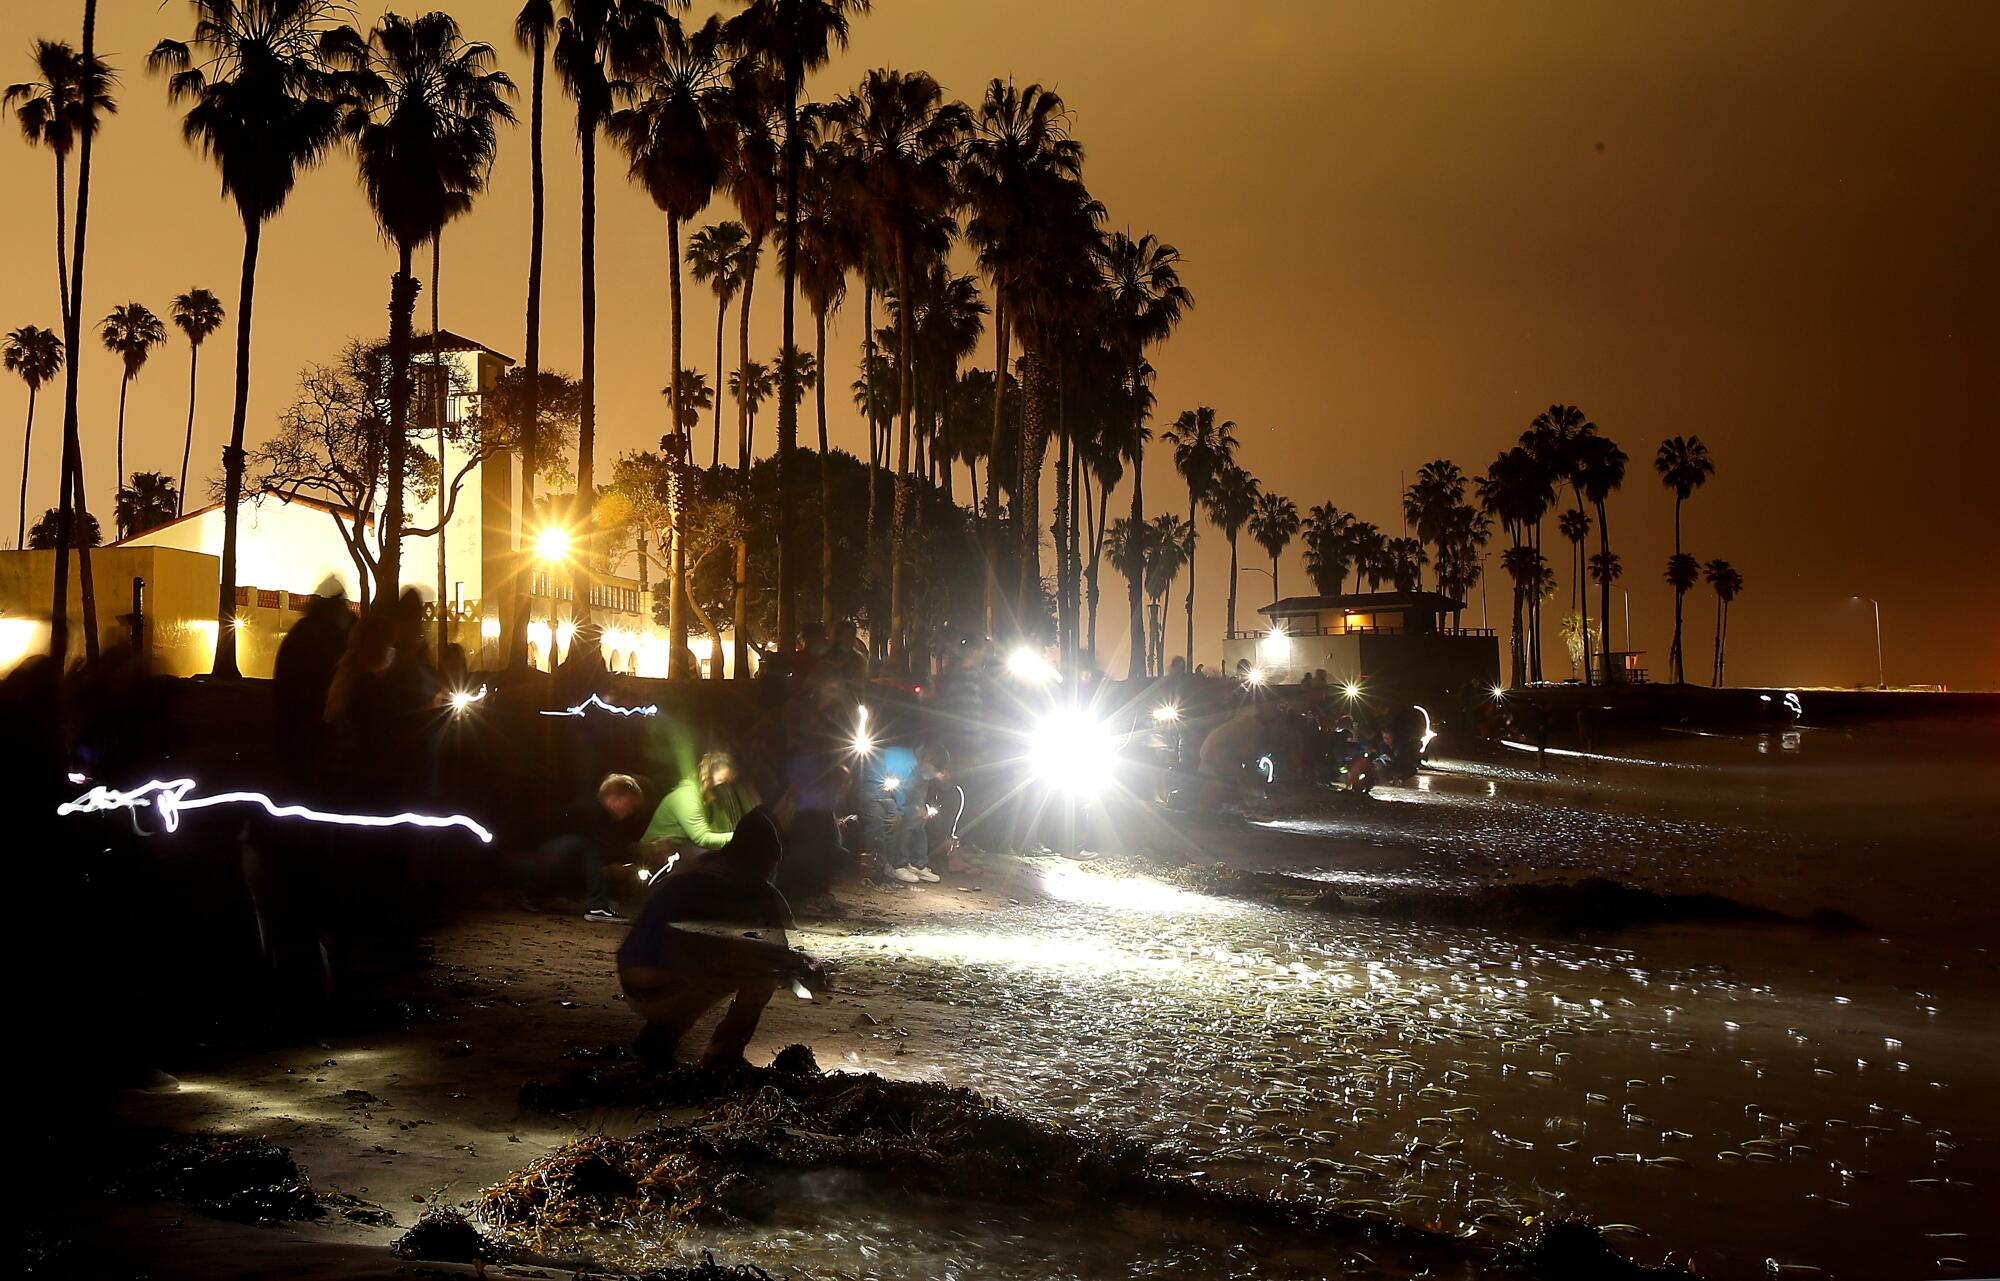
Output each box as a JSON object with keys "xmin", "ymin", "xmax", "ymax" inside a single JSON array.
[
  {"xmin": 889, "ymin": 251, "xmax": 915, "ymax": 672},
  {"xmin": 731, "ymin": 242, "xmax": 758, "ymax": 681},
  {"xmin": 54, "ymin": 152, "xmax": 70, "ymax": 327},
  {"xmin": 207, "ymin": 211, "xmax": 257, "ymax": 677},
  {"xmin": 1594, "ymin": 498, "xmax": 1612, "ymax": 665},
  {"xmin": 18, "ymin": 389, "xmax": 36, "ymax": 548},
  {"xmin": 576, "ymin": 105, "xmax": 596, "ymax": 616},
  {"xmin": 1083, "ymin": 463, "xmax": 1099, "ymax": 661},
  {"xmin": 50, "ymin": 2, "xmax": 98, "ymax": 662},
  {"xmin": 1055, "ymin": 424, "xmax": 1070, "ymax": 663},
  {"xmin": 377, "ymin": 238, "xmax": 419, "ymax": 602},
  {"xmin": 984, "ymin": 301, "xmax": 1007, "ymax": 635},
  {"xmin": 1126, "ymin": 417, "xmax": 1146, "ymax": 680},
  {"xmin": 510, "ymin": 27, "xmax": 546, "ymax": 673},
  {"xmin": 1183, "ymin": 493, "xmax": 1197, "ymax": 668},
  {"xmin": 1226, "ymin": 529, "xmax": 1242, "ymax": 641},
  {"xmin": 1014, "ymin": 348, "xmax": 1048, "ymax": 629},
  {"xmin": 775, "ymin": 81, "xmax": 802, "ymax": 658},
  {"xmin": 433, "ymin": 235, "xmax": 449, "ymax": 655},
  {"xmin": 710, "ymin": 294, "xmax": 727, "ymax": 468},
  {"xmin": 114, "ymin": 373, "xmax": 128, "ymax": 509},
  {"xmin": 862, "ymin": 282, "xmax": 877, "ymax": 558},
  {"xmin": 178, "ymin": 342, "xmax": 200, "ymax": 516},
  {"xmin": 816, "ymin": 308, "xmax": 832, "ymax": 627},
  {"xmin": 667, "ymin": 213, "xmax": 688, "ymax": 669}
]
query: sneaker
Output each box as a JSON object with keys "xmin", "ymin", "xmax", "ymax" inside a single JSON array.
[
  {"xmin": 584, "ymin": 908, "xmax": 629, "ymax": 924},
  {"xmin": 915, "ymin": 867, "xmax": 941, "ymax": 883},
  {"xmin": 889, "ymin": 866, "xmax": 922, "ymax": 884}
]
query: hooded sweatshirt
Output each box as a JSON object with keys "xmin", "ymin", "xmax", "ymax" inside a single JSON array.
[{"xmin": 618, "ymin": 806, "xmax": 796, "ymax": 971}]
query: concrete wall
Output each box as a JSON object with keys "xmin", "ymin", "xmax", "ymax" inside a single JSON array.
[{"xmin": 1, "ymin": 545, "xmax": 224, "ymax": 676}]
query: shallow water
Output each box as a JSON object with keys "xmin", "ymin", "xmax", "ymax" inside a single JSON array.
[{"xmin": 787, "ymin": 719, "xmax": 2000, "ymax": 1279}]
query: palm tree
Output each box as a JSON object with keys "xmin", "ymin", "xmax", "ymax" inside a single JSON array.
[
  {"xmin": 661, "ymin": 368, "xmax": 712, "ymax": 432},
  {"xmin": 961, "ymin": 79, "xmax": 1083, "ymax": 631},
  {"xmin": 1144, "ymin": 512, "xmax": 1191, "ymax": 675},
  {"xmin": 115, "ymin": 471, "xmax": 180, "ymax": 540},
  {"xmin": 1205, "ymin": 463, "xmax": 1259, "ymax": 642},
  {"xmin": 1300, "ymin": 503, "xmax": 1354, "ymax": 595},
  {"xmin": 1664, "ymin": 552, "xmax": 1700, "ymax": 681},
  {"xmin": 5, "ymin": 325, "xmax": 63, "ymax": 547},
  {"xmin": 1654, "ymin": 434, "xmax": 1715, "ymax": 682},
  {"xmin": 556, "ymin": 0, "xmax": 662, "ymax": 609},
  {"xmin": 1247, "ymin": 491, "xmax": 1298, "ymax": 605},
  {"xmin": 1588, "ymin": 550, "xmax": 1624, "ymax": 651},
  {"xmin": 6, "ymin": 39, "xmax": 116, "ymax": 326},
  {"xmin": 1703, "ymin": 558, "xmax": 1742, "ymax": 686},
  {"xmin": 728, "ymin": 359, "xmax": 774, "ymax": 455},
  {"xmin": 1162, "ymin": 406, "xmax": 1237, "ymax": 666},
  {"xmin": 726, "ymin": 0, "xmax": 867, "ymax": 654},
  {"xmin": 771, "ymin": 345, "xmax": 817, "ymax": 435},
  {"xmin": 333, "ymin": 11, "xmax": 515, "ymax": 602},
  {"xmin": 168, "ymin": 288, "xmax": 224, "ymax": 514},
  {"xmin": 608, "ymin": 11, "xmax": 737, "ymax": 666},
  {"xmin": 20, "ymin": 15, "xmax": 115, "ymax": 663},
  {"xmin": 98, "ymin": 302, "xmax": 167, "ymax": 486},
  {"xmin": 788, "ymin": 123, "xmax": 857, "ymax": 625},
  {"xmin": 1576, "ymin": 431, "xmax": 1627, "ymax": 676},
  {"xmin": 152, "ymin": 0, "xmax": 347, "ymax": 676},
  {"xmin": 1556, "ymin": 506, "xmax": 1590, "ymax": 612},
  {"xmin": 687, "ymin": 221, "xmax": 751, "ymax": 468},
  {"xmin": 509, "ymin": 0, "xmax": 553, "ymax": 671},
  {"xmin": 28, "ymin": 506, "xmax": 100, "ymax": 550},
  {"xmin": 833, "ymin": 70, "xmax": 968, "ymax": 671}
]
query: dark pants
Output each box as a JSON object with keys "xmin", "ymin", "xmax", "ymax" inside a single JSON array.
[
  {"xmin": 779, "ymin": 808, "xmax": 845, "ymax": 900},
  {"xmin": 619, "ymin": 929, "xmax": 783, "ymax": 1065},
  {"xmin": 535, "ymin": 833, "xmax": 611, "ymax": 911}
]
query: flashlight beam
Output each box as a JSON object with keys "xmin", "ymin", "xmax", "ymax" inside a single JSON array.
[
  {"xmin": 539, "ymin": 693, "xmax": 660, "ymax": 718},
  {"xmin": 58, "ymin": 779, "xmax": 495, "ymax": 843}
]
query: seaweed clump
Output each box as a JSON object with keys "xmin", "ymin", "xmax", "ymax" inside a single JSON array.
[
  {"xmin": 390, "ymin": 1207, "xmax": 508, "ymax": 1263},
  {"xmin": 116, "ymin": 1133, "xmax": 323, "ymax": 1225},
  {"xmin": 1499, "ymin": 1218, "xmax": 1693, "ymax": 1280}
]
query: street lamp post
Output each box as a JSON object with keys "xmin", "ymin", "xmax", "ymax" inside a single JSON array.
[
  {"xmin": 1851, "ymin": 596, "xmax": 1884, "ymax": 688},
  {"xmin": 1237, "ymin": 563, "xmax": 1277, "ymax": 607}
]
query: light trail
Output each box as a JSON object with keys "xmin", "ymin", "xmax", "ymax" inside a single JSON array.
[
  {"xmin": 57, "ymin": 778, "xmax": 494, "ymax": 843},
  {"xmin": 538, "ymin": 693, "xmax": 659, "ymax": 718}
]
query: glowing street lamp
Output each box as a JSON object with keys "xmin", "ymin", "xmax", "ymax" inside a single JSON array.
[{"xmin": 534, "ymin": 525, "xmax": 572, "ymax": 562}]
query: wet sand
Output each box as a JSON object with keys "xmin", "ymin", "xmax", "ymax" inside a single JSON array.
[{"xmin": 59, "ymin": 717, "xmax": 2000, "ymax": 1279}]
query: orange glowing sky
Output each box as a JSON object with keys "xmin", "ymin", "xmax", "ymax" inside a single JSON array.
[{"xmin": 3, "ymin": 1, "xmax": 1995, "ymax": 686}]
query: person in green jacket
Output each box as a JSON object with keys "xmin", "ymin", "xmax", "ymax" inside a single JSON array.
[{"xmin": 644, "ymin": 751, "xmax": 759, "ymax": 853}]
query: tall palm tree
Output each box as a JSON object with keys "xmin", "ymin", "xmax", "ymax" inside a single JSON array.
[
  {"xmin": 115, "ymin": 470, "xmax": 180, "ymax": 540},
  {"xmin": 333, "ymin": 10, "xmax": 514, "ymax": 602},
  {"xmin": 1703, "ymin": 558, "xmax": 1743, "ymax": 686},
  {"xmin": 1096, "ymin": 231, "xmax": 1191, "ymax": 678},
  {"xmin": 1247, "ymin": 491, "xmax": 1298, "ymax": 605},
  {"xmin": 1144, "ymin": 512, "xmax": 1191, "ymax": 675},
  {"xmin": 728, "ymin": 359, "xmax": 773, "ymax": 456},
  {"xmin": 6, "ymin": 39, "xmax": 116, "ymax": 326},
  {"xmin": 556, "ymin": 0, "xmax": 662, "ymax": 609},
  {"xmin": 1576, "ymin": 430, "xmax": 1627, "ymax": 675},
  {"xmin": 1205, "ymin": 463, "xmax": 1259, "ymax": 642},
  {"xmin": 833, "ymin": 70, "xmax": 968, "ymax": 671},
  {"xmin": 1162, "ymin": 405, "xmax": 1237, "ymax": 667},
  {"xmin": 20, "ymin": 15, "xmax": 115, "ymax": 662},
  {"xmin": 509, "ymin": 0, "xmax": 553, "ymax": 671},
  {"xmin": 1401, "ymin": 458, "xmax": 1467, "ymax": 592},
  {"xmin": 687, "ymin": 221, "xmax": 750, "ymax": 468},
  {"xmin": 661, "ymin": 368, "xmax": 711, "ymax": 432},
  {"xmin": 961, "ymin": 79, "xmax": 1083, "ymax": 631},
  {"xmin": 99, "ymin": 302, "xmax": 167, "ymax": 486},
  {"xmin": 1556, "ymin": 506, "xmax": 1590, "ymax": 612},
  {"xmin": 726, "ymin": 0, "xmax": 867, "ymax": 653},
  {"xmin": 608, "ymin": 10, "xmax": 737, "ymax": 665},
  {"xmin": 153, "ymin": 0, "xmax": 347, "ymax": 676},
  {"xmin": 788, "ymin": 123, "xmax": 856, "ymax": 625},
  {"xmin": 1300, "ymin": 503, "xmax": 1355, "ymax": 596},
  {"xmin": 1654, "ymin": 434, "xmax": 1715, "ymax": 682},
  {"xmin": 168, "ymin": 288, "xmax": 223, "ymax": 514},
  {"xmin": 5, "ymin": 325, "xmax": 63, "ymax": 547}
]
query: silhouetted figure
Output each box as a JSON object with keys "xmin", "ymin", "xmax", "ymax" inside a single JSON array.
[
  {"xmin": 530, "ymin": 773, "xmax": 649, "ymax": 922},
  {"xmin": 617, "ymin": 807, "xmax": 818, "ymax": 1067},
  {"xmin": 272, "ymin": 586, "xmax": 352, "ymax": 787}
]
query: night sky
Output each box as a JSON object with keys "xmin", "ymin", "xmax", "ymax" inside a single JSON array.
[{"xmin": 4, "ymin": 1, "xmax": 1994, "ymax": 687}]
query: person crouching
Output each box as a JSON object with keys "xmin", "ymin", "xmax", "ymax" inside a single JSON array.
[{"xmin": 616, "ymin": 806, "xmax": 821, "ymax": 1069}]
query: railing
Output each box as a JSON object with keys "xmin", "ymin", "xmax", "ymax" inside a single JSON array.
[{"xmin": 1226, "ymin": 625, "xmax": 1497, "ymax": 641}]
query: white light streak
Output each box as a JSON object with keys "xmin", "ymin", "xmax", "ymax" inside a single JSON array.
[
  {"xmin": 1413, "ymin": 704, "xmax": 1437, "ymax": 753},
  {"xmin": 539, "ymin": 693, "xmax": 659, "ymax": 718},
  {"xmin": 57, "ymin": 778, "xmax": 493, "ymax": 843}
]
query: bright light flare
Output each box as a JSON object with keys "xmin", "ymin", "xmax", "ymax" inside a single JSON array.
[
  {"xmin": 1343, "ymin": 682, "xmax": 1362, "ymax": 700},
  {"xmin": 1257, "ymin": 628, "xmax": 1291, "ymax": 663},
  {"xmin": 449, "ymin": 684, "xmax": 489, "ymax": 714},
  {"xmin": 58, "ymin": 778, "xmax": 493, "ymax": 843},
  {"xmin": 1006, "ymin": 646, "xmax": 1059, "ymax": 684},
  {"xmin": 534, "ymin": 525, "xmax": 571, "ymax": 562},
  {"xmin": 1151, "ymin": 703, "xmax": 1181, "ymax": 724},
  {"xmin": 849, "ymin": 704, "xmax": 875, "ymax": 756},
  {"xmin": 1030, "ymin": 707, "xmax": 1119, "ymax": 794},
  {"xmin": 1243, "ymin": 666, "xmax": 1268, "ymax": 688}
]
